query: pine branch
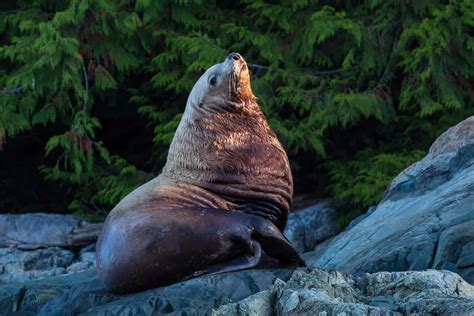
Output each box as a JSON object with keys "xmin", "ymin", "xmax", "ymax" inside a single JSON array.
[
  {"xmin": 0, "ymin": 86, "xmax": 23, "ymax": 95},
  {"xmin": 377, "ymin": 27, "xmax": 402, "ymax": 87},
  {"xmin": 248, "ymin": 63, "xmax": 269, "ymax": 71},
  {"xmin": 312, "ymin": 69, "xmax": 343, "ymax": 75},
  {"xmin": 85, "ymin": 199, "xmax": 108, "ymax": 215},
  {"xmin": 82, "ymin": 62, "xmax": 89, "ymax": 110},
  {"xmin": 248, "ymin": 64, "xmax": 343, "ymax": 77}
]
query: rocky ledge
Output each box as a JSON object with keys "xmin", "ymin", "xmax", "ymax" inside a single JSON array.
[
  {"xmin": 1, "ymin": 267, "xmax": 474, "ymax": 315},
  {"xmin": 0, "ymin": 213, "xmax": 98, "ymax": 284}
]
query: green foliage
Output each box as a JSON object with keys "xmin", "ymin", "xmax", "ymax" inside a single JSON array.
[{"xmin": 1, "ymin": 0, "xmax": 473, "ymax": 223}]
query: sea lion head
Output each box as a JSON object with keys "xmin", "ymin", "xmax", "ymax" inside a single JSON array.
[{"xmin": 185, "ymin": 53, "xmax": 257, "ymax": 115}]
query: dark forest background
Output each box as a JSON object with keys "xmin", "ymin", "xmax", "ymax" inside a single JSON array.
[{"xmin": 1, "ymin": 0, "xmax": 473, "ymax": 225}]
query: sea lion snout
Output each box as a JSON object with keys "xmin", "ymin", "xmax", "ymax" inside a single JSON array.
[
  {"xmin": 225, "ymin": 52, "xmax": 248, "ymax": 71},
  {"xmin": 227, "ymin": 52, "xmax": 243, "ymax": 61},
  {"xmin": 223, "ymin": 53, "xmax": 253, "ymax": 103}
]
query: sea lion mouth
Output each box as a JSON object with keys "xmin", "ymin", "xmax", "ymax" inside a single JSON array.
[{"xmin": 225, "ymin": 53, "xmax": 254, "ymax": 103}]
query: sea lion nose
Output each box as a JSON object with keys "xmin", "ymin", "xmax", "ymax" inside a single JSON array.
[{"xmin": 227, "ymin": 52, "xmax": 243, "ymax": 61}]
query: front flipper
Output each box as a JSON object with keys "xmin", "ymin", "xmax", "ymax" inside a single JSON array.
[
  {"xmin": 253, "ymin": 220, "xmax": 306, "ymax": 268},
  {"xmin": 190, "ymin": 241, "xmax": 262, "ymax": 279}
]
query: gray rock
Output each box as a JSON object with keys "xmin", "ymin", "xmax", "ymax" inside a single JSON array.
[
  {"xmin": 0, "ymin": 283, "xmax": 24, "ymax": 313},
  {"xmin": 0, "ymin": 213, "xmax": 99, "ymax": 284},
  {"xmin": 357, "ymin": 270, "xmax": 474, "ymax": 315},
  {"xmin": 3, "ymin": 268, "xmax": 472, "ymax": 315},
  {"xmin": 80, "ymin": 243, "xmax": 96, "ymax": 254},
  {"xmin": 221, "ymin": 269, "xmax": 474, "ymax": 315},
  {"xmin": 310, "ymin": 116, "xmax": 474, "ymax": 284},
  {"xmin": 212, "ymin": 290, "xmax": 274, "ymax": 315},
  {"xmin": 302, "ymin": 236, "xmax": 335, "ymax": 263},
  {"xmin": 347, "ymin": 205, "xmax": 376, "ymax": 229},
  {"xmin": 66, "ymin": 259, "xmax": 95, "ymax": 274},
  {"xmin": 0, "ymin": 213, "xmax": 79, "ymax": 248},
  {"xmin": 284, "ymin": 200, "xmax": 339, "ymax": 253},
  {"xmin": 66, "ymin": 251, "xmax": 96, "ymax": 274},
  {"xmin": 0, "ymin": 247, "xmax": 74, "ymax": 283},
  {"xmin": 0, "ymin": 268, "xmax": 293, "ymax": 315},
  {"xmin": 0, "ymin": 246, "xmax": 97, "ymax": 284},
  {"xmin": 387, "ymin": 116, "xmax": 474, "ymax": 199},
  {"xmin": 80, "ymin": 251, "xmax": 96, "ymax": 263}
]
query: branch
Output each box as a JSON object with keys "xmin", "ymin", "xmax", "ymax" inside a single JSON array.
[
  {"xmin": 72, "ymin": 123, "xmax": 94, "ymax": 142},
  {"xmin": 86, "ymin": 199, "xmax": 108, "ymax": 215},
  {"xmin": 66, "ymin": 222, "xmax": 103, "ymax": 245},
  {"xmin": 377, "ymin": 27, "xmax": 402, "ymax": 87},
  {"xmin": 0, "ymin": 86, "xmax": 23, "ymax": 95},
  {"xmin": 248, "ymin": 63, "xmax": 269, "ymax": 70},
  {"xmin": 0, "ymin": 231, "xmax": 72, "ymax": 249},
  {"xmin": 311, "ymin": 68, "xmax": 343, "ymax": 75},
  {"xmin": 248, "ymin": 63, "xmax": 343, "ymax": 77},
  {"xmin": 82, "ymin": 62, "xmax": 89, "ymax": 111}
]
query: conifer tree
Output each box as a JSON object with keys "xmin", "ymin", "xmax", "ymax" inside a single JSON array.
[{"xmin": 1, "ymin": 0, "xmax": 473, "ymax": 223}]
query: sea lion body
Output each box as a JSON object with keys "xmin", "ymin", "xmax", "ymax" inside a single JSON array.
[
  {"xmin": 96, "ymin": 53, "xmax": 304, "ymax": 293},
  {"xmin": 98, "ymin": 205, "xmax": 301, "ymax": 293}
]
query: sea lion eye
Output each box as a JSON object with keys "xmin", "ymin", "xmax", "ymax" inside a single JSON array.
[{"xmin": 209, "ymin": 75, "xmax": 217, "ymax": 86}]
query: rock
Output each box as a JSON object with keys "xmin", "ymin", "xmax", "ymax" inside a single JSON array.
[
  {"xmin": 357, "ymin": 269, "xmax": 474, "ymax": 315},
  {"xmin": 386, "ymin": 116, "xmax": 474, "ymax": 199},
  {"xmin": 284, "ymin": 200, "xmax": 339, "ymax": 253},
  {"xmin": 221, "ymin": 269, "xmax": 474, "ymax": 315},
  {"xmin": 0, "ymin": 284, "xmax": 23, "ymax": 313},
  {"xmin": 66, "ymin": 251, "xmax": 96, "ymax": 274},
  {"xmin": 0, "ymin": 247, "xmax": 95, "ymax": 284},
  {"xmin": 291, "ymin": 193, "xmax": 324, "ymax": 211},
  {"xmin": 0, "ymin": 268, "xmax": 293, "ymax": 315},
  {"xmin": 66, "ymin": 256, "xmax": 96, "ymax": 274},
  {"xmin": 0, "ymin": 213, "xmax": 99, "ymax": 284},
  {"xmin": 0, "ymin": 245, "xmax": 97, "ymax": 284},
  {"xmin": 347, "ymin": 205, "xmax": 376, "ymax": 229},
  {"xmin": 301, "ymin": 236, "xmax": 335, "ymax": 263},
  {"xmin": 311, "ymin": 116, "xmax": 474, "ymax": 284},
  {"xmin": 212, "ymin": 290, "xmax": 274, "ymax": 315},
  {"xmin": 0, "ymin": 213, "xmax": 80, "ymax": 248},
  {"xmin": 1, "ymin": 268, "xmax": 473, "ymax": 315},
  {"xmin": 0, "ymin": 247, "xmax": 74, "ymax": 283},
  {"xmin": 66, "ymin": 222, "xmax": 103, "ymax": 246}
]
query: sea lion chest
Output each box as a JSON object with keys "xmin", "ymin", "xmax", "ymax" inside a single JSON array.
[{"xmin": 160, "ymin": 112, "xmax": 293, "ymax": 229}]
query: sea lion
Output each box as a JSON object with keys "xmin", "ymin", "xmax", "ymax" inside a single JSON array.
[{"xmin": 96, "ymin": 52, "xmax": 305, "ymax": 294}]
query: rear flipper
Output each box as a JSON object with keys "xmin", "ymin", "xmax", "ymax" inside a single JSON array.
[
  {"xmin": 184, "ymin": 217, "xmax": 304, "ymax": 281},
  {"xmin": 252, "ymin": 220, "xmax": 306, "ymax": 268},
  {"xmin": 189, "ymin": 241, "xmax": 262, "ymax": 279}
]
